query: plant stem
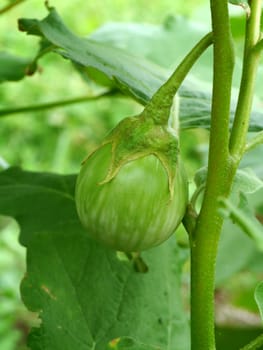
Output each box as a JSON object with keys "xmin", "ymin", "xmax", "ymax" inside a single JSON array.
[
  {"xmin": 0, "ymin": 90, "xmax": 117, "ymax": 118},
  {"xmin": 190, "ymin": 1, "xmax": 235, "ymax": 349},
  {"xmin": 190, "ymin": 1, "xmax": 263, "ymax": 349},
  {"xmin": 143, "ymin": 32, "xmax": 213, "ymax": 125},
  {"xmin": 0, "ymin": 0, "xmax": 26, "ymax": 15},
  {"xmin": 253, "ymin": 38, "xmax": 263, "ymax": 53},
  {"xmin": 240, "ymin": 333, "xmax": 263, "ymax": 350},
  {"xmin": 229, "ymin": 0, "xmax": 262, "ymax": 158}
]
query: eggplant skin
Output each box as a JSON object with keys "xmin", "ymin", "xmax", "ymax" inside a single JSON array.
[{"xmin": 75, "ymin": 143, "xmax": 188, "ymax": 252}]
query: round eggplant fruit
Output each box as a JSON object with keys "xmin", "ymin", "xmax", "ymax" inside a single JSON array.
[{"xmin": 75, "ymin": 129, "xmax": 188, "ymax": 252}]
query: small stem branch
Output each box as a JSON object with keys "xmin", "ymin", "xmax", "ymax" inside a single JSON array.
[
  {"xmin": 253, "ymin": 38, "xmax": 263, "ymax": 53},
  {"xmin": 229, "ymin": 0, "xmax": 262, "ymax": 158},
  {"xmin": 190, "ymin": 184, "xmax": 205, "ymax": 209},
  {"xmin": 182, "ymin": 204, "xmax": 198, "ymax": 237},
  {"xmin": 240, "ymin": 333, "xmax": 263, "ymax": 350},
  {"xmin": 143, "ymin": 32, "xmax": 213, "ymax": 125},
  {"xmin": 190, "ymin": 1, "xmax": 235, "ymax": 349},
  {"xmin": 0, "ymin": 0, "xmax": 26, "ymax": 15},
  {"xmin": 245, "ymin": 131, "xmax": 263, "ymax": 152},
  {"xmin": 0, "ymin": 90, "xmax": 117, "ymax": 118}
]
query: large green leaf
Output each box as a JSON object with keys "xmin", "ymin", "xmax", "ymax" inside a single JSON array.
[
  {"xmin": 0, "ymin": 167, "xmax": 190, "ymax": 350},
  {"xmin": 88, "ymin": 16, "xmax": 263, "ymax": 100},
  {"xmin": 18, "ymin": 8, "xmax": 263, "ymax": 131},
  {"xmin": 194, "ymin": 167, "xmax": 263, "ymax": 194},
  {"xmin": 107, "ymin": 337, "xmax": 162, "ymax": 349},
  {"xmin": 216, "ymin": 218, "xmax": 258, "ymax": 286},
  {"xmin": 89, "ymin": 16, "xmax": 211, "ymax": 75},
  {"xmin": 18, "ymin": 9, "xmax": 167, "ymax": 105}
]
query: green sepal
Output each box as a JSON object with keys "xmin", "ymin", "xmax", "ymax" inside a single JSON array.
[{"xmin": 84, "ymin": 115, "xmax": 180, "ymax": 200}]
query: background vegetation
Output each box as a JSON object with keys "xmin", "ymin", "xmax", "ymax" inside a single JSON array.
[{"xmin": 0, "ymin": 1, "xmax": 262, "ymax": 349}]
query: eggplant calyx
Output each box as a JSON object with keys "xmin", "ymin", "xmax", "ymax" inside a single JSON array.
[{"xmin": 94, "ymin": 115, "xmax": 180, "ymax": 200}]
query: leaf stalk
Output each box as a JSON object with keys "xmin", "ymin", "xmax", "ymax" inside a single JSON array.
[
  {"xmin": 0, "ymin": 0, "xmax": 26, "ymax": 15},
  {"xmin": 0, "ymin": 90, "xmax": 117, "ymax": 118}
]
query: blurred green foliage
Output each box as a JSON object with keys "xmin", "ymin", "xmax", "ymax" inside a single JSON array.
[{"xmin": 0, "ymin": 1, "xmax": 262, "ymax": 350}]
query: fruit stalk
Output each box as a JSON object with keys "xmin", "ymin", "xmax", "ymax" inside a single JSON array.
[{"xmin": 143, "ymin": 32, "xmax": 213, "ymax": 126}]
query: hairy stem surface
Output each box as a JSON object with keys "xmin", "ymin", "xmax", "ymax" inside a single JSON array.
[
  {"xmin": 190, "ymin": 1, "xmax": 235, "ymax": 349},
  {"xmin": 190, "ymin": 1, "xmax": 262, "ymax": 350}
]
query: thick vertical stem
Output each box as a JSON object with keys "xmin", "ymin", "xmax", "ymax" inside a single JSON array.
[{"xmin": 190, "ymin": 1, "xmax": 235, "ymax": 349}]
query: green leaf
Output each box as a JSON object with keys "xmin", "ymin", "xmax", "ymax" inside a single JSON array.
[
  {"xmin": 229, "ymin": 0, "xmax": 248, "ymax": 5},
  {"xmin": 216, "ymin": 217, "xmax": 257, "ymax": 286},
  {"xmin": 0, "ymin": 51, "xmax": 35, "ymax": 83},
  {"xmin": 0, "ymin": 167, "xmax": 76, "ymax": 246},
  {"xmin": 18, "ymin": 8, "xmax": 263, "ymax": 131},
  {"xmin": 88, "ymin": 16, "xmax": 263, "ymax": 101},
  {"xmin": 194, "ymin": 167, "xmax": 263, "ymax": 194},
  {"xmin": 0, "ymin": 167, "xmax": 190, "ymax": 350},
  {"xmin": 216, "ymin": 186, "xmax": 262, "ymax": 286},
  {"xmin": 255, "ymin": 281, "xmax": 263, "ymax": 322},
  {"xmin": 241, "ymin": 145, "xmax": 263, "ymax": 179},
  {"xmin": 107, "ymin": 337, "xmax": 162, "ymax": 350},
  {"xmin": 89, "ymin": 16, "xmax": 210, "ymax": 71},
  {"xmin": 18, "ymin": 9, "xmax": 168, "ymax": 105},
  {"xmin": 229, "ymin": 0, "xmax": 250, "ymax": 16},
  {"xmin": 232, "ymin": 168, "xmax": 263, "ymax": 194},
  {"xmin": 219, "ymin": 193, "xmax": 263, "ymax": 251}
]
